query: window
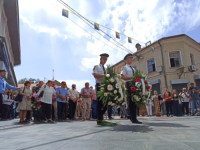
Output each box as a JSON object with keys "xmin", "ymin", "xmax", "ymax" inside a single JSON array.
[
  {"xmin": 147, "ymin": 59, "xmax": 156, "ymax": 73},
  {"xmin": 169, "ymin": 51, "xmax": 181, "ymax": 67},
  {"xmin": 190, "ymin": 53, "xmax": 195, "ymax": 65}
]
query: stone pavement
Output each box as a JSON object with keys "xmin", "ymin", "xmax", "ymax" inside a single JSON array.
[{"xmin": 0, "ymin": 116, "xmax": 200, "ymax": 150}]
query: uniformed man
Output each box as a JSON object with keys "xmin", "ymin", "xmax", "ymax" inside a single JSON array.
[
  {"xmin": 93, "ymin": 53, "xmax": 109, "ymax": 125},
  {"xmin": 121, "ymin": 54, "xmax": 142, "ymax": 124},
  {"xmin": 0, "ymin": 69, "xmax": 19, "ymax": 120}
]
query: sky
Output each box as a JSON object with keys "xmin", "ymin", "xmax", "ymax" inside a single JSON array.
[{"xmin": 14, "ymin": 0, "xmax": 200, "ymax": 91}]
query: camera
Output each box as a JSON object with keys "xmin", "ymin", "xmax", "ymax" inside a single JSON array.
[{"xmin": 189, "ymin": 87, "xmax": 194, "ymax": 91}]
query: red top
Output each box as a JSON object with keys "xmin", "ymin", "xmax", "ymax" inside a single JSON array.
[{"xmin": 164, "ymin": 92, "xmax": 171, "ymax": 102}]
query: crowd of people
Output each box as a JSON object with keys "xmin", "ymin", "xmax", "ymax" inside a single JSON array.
[
  {"xmin": 0, "ymin": 68, "xmax": 200, "ymax": 123},
  {"xmin": 145, "ymin": 84, "xmax": 200, "ymax": 117}
]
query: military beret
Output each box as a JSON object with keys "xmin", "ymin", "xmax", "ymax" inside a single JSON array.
[
  {"xmin": 135, "ymin": 43, "xmax": 141, "ymax": 48},
  {"xmin": 0, "ymin": 69, "xmax": 6, "ymax": 73},
  {"xmin": 124, "ymin": 53, "xmax": 133, "ymax": 60},
  {"xmin": 100, "ymin": 53, "xmax": 109, "ymax": 59}
]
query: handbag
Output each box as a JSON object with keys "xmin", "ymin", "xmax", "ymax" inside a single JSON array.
[
  {"xmin": 15, "ymin": 87, "xmax": 25, "ymax": 102},
  {"xmin": 38, "ymin": 85, "xmax": 46, "ymax": 98}
]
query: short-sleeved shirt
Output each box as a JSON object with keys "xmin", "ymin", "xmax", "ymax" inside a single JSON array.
[
  {"xmin": 81, "ymin": 88, "xmax": 93, "ymax": 98},
  {"xmin": 120, "ymin": 64, "xmax": 135, "ymax": 82},
  {"xmin": 37, "ymin": 85, "xmax": 56, "ymax": 104},
  {"xmin": 56, "ymin": 86, "xmax": 69, "ymax": 103},
  {"xmin": 92, "ymin": 64, "xmax": 106, "ymax": 83},
  {"xmin": 69, "ymin": 89, "xmax": 79, "ymax": 100},
  {"xmin": 180, "ymin": 92, "xmax": 190, "ymax": 102},
  {"xmin": 190, "ymin": 86, "xmax": 200, "ymax": 100}
]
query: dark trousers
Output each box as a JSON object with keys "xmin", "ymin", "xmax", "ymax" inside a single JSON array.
[
  {"xmin": 26, "ymin": 111, "xmax": 31, "ymax": 120},
  {"xmin": 41, "ymin": 102, "xmax": 51, "ymax": 120},
  {"xmin": 96, "ymin": 83, "xmax": 107, "ymax": 121},
  {"xmin": 69, "ymin": 99, "xmax": 77, "ymax": 119},
  {"xmin": 182, "ymin": 102, "xmax": 189, "ymax": 115},
  {"xmin": 165, "ymin": 101, "xmax": 173, "ymax": 116},
  {"xmin": 2, "ymin": 104, "xmax": 10, "ymax": 119},
  {"xmin": 92, "ymin": 100, "xmax": 97, "ymax": 119},
  {"xmin": 57, "ymin": 102, "xmax": 65, "ymax": 120},
  {"xmin": 0, "ymin": 93, "xmax": 2, "ymax": 119},
  {"xmin": 108, "ymin": 106, "xmax": 112, "ymax": 118},
  {"xmin": 173, "ymin": 100, "xmax": 181, "ymax": 116},
  {"xmin": 126, "ymin": 82, "xmax": 137, "ymax": 121}
]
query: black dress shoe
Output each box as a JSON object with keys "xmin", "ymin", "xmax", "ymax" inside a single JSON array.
[{"xmin": 132, "ymin": 120, "xmax": 142, "ymax": 124}]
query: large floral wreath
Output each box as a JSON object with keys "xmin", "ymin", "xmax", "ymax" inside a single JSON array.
[
  {"xmin": 97, "ymin": 65, "xmax": 126, "ymax": 109},
  {"xmin": 129, "ymin": 70, "xmax": 152, "ymax": 108}
]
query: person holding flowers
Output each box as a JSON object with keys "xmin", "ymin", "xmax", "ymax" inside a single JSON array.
[
  {"xmin": 121, "ymin": 53, "xmax": 142, "ymax": 124},
  {"xmin": 93, "ymin": 53, "xmax": 111, "ymax": 125}
]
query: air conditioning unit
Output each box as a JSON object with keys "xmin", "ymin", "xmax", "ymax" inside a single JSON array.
[
  {"xmin": 188, "ymin": 65, "xmax": 196, "ymax": 72},
  {"xmin": 157, "ymin": 66, "xmax": 163, "ymax": 73}
]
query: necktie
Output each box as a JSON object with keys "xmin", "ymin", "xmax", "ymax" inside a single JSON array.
[
  {"xmin": 102, "ymin": 66, "xmax": 106, "ymax": 75},
  {"xmin": 130, "ymin": 66, "xmax": 134, "ymax": 75}
]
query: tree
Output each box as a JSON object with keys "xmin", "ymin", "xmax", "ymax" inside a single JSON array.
[{"xmin": 18, "ymin": 78, "xmax": 41, "ymax": 84}]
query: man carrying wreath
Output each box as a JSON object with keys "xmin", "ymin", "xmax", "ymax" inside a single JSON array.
[
  {"xmin": 121, "ymin": 53, "xmax": 142, "ymax": 124},
  {"xmin": 92, "ymin": 53, "xmax": 110, "ymax": 125}
]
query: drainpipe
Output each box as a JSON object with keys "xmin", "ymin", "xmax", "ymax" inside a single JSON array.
[{"xmin": 158, "ymin": 40, "xmax": 167, "ymax": 88}]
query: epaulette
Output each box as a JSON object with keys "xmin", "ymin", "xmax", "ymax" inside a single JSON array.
[{"xmin": 93, "ymin": 65, "xmax": 98, "ymax": 70}]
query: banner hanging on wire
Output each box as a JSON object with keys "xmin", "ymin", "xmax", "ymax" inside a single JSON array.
[
  {"xmin": 128, "ymin": 37, "xmax": 132, "ymax": 43},
  {"xmin": 116, "ymin": 32, "xmax": 120, "ymax": 39},
  {"xmin": 94, "ymin": 23, "xmax": 99, "ymax": 30},
  {"xmin": 62, "ymin": 9, "xmax": 69, "ymax": 18}
]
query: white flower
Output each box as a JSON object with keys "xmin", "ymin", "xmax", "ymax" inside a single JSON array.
[
  {"xmin": 107, "ymin": 85, "xmax": 113, "ymax": 91},
  {"xmin": 135, "ymin": 82, "xmax": 141, "ymax": 88},
  {"xmin": 106, "ymin": 74, "xmax": 110, "ymax": 78},
  {"xmin": 139, "ymin": 92, "xmax": 142, "ymax": 95},
  {"xmin": 117, "ymin": 106, "xmax": 120, "ymax": 109},
  {"xmin": 142, "ymin": 73, "xmax": 146, "ymax": 78},
  {"xmin": 122, "ymin": 102, "xmax": 125, "ymax": 105},
  {"xmin": 118, "ymin": 98, "xmax": 122, "ymax": 102},
  {"xmin": 108, "ymin": 102, "xmax": 112, "ymax": 105},
  {"xmin": 142, "ymin": 96, "xmax": 146, "ymax": 99},
  {"xmin": 134, "ymin": 95, "xmax": 138, "ymax": 99},
  {"xmin": 111, "ymin": 103, "xmax": 115, "ymax": 106},
  {"xmin": 145, "ymin": 91, "xmax": 149, "ymax": 95},
  {"xmin": 115, "ymin": 96, "xmax": 118, "ymax": 100},
  {"xmin": 117, "ymin": 74, "xmax": 121, "ymax": 78},
  {"xmin": 110, "ymin": 78, "xmax": 115, "ymax": 83},
  {"xmin": 113, "ymin": 90, "xmax": 117, "ymax": 94},
  {"xmin": 100, "ymin": 87, "xmax": 104, "ymax": 91},
  {"xmin": 144, "ymin": 100, "xmax": 147, "ymax": 103},
  {"xmin": 115, "ymin": 83, "xmax": 120, "ymax": 89},
  {"xmin": 104, "ymin": 93, "xmax": 108, "ymax": 96}
]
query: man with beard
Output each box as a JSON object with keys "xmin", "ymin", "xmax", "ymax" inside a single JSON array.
[{"xmin": 121, "ymin": 53, "xmax": 142, "ymax": 124}]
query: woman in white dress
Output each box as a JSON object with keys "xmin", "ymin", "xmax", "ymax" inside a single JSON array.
[{"xmin": 17, "ymin": 81, "xmax": 32, "ymax": 123}]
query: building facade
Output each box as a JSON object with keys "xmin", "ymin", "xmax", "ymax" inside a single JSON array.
[
  {"xmin": 113, "ymin": 34, "xmax": 200, "ymax": 94},
  {"xmin": 0, "ymin": 0, "xmax": 21, "ymax": 86}
]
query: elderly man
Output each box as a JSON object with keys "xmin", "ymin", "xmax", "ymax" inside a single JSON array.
[
  {"xmin": 69, "ymin": 84, "xmax": 79, "ymax": 120},
  {"xmin": 56, "ymin": 81, "xmax": 69, "ymax": 121},
  {"xmin": 189, "ymin": 83, "xmax": 200, "ymax": 116},
  {"xmin": 81, "ymin": 82, "xmax": 93, "ymax": 121},
  {"xmin": 0, "ymin": 69, "xmax": 19, "ymax": 120},
  {"xmin": 179, "ymin": 88, "xmax": 190, "ymax": 116}
]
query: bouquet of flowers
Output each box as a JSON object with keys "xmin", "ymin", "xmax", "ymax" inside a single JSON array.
[
  {"xmin": 31, "ymin": 100, "xmax": 42, "ymax": 111},
  {"xmin": 97, "ymin": 65, "xmax": 127, "ymax": 109},
  {"xmin": 129, "ymin": 70, "xmax": 152, "ymax": 108}
]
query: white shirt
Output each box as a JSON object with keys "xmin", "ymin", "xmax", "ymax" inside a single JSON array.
[
  {"xmin": 121, "ymin": 64, "xmax": 135, "ymax": 82},
  {"xmin": 180, "ymin": 92, "xmax": 190, "ymax": 102},
  {"xmin": 92, "ymin": 64, "xmax": 106, "ymax": 83},
  {"xmin": 69, "ymin": 89, "xmax": 79, "ymax": 99},
  {"xmin": 2, "ymin": 95, "xmax": 14, "ymax": 105},
  {"xmin": 37, "ymin": 85, "xmax": 56, "ymax": 104}
]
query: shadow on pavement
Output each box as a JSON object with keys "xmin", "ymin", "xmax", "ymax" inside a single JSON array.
[
  {"xmin": 144, "ymin": 122, "xmax": 190, "ymax": 127},
  {"xmin": 112, "ymin": 124, "xmax": 154, "ymax": 133}
]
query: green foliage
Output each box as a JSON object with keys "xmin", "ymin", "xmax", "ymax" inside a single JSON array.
[{"xmin": 18, "ymin": 78, "xmax": 41, "ymax": 84}]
